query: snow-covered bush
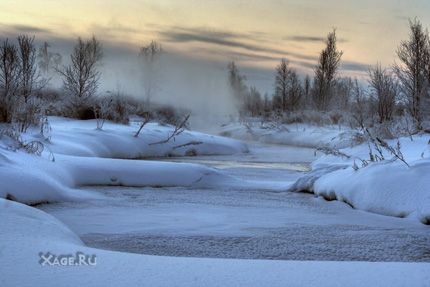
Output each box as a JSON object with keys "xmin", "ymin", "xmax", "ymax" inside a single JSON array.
[
  {"xmin": 0, "ymin": 127, "xmax": 45, "ymax": 156},
  {"xmin": 12, "ymin": 98, "xmax": 42, "ymax": 133},
  {"xmin": 93, "ymin": 93, "xmax": 132, "ymax": 129},
  {"xmin": 107, "ymin": 94, "xmax": 131, "ymax": 124}
]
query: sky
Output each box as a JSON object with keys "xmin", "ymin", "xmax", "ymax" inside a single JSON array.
[{"xmin": 1, "ymin": 0, "xmax": 430, "ymax": 96}]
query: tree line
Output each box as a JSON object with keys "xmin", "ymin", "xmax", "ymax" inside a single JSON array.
[
  {"xmin": 0, "ymin": 34, "xmax": 171, "ymax": 133},
  {"xmin": 1, "ymin": 19, "xmax": 430, "ymax": 135},
  {"xmin": 229, "ymin": 19, "xmax": 430, "ymax": 131}
]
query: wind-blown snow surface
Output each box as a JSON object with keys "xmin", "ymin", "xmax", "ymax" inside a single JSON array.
[
  {"xmin": 0, "ymin": 117, "xmax": 247, "ymax": 204},
  {"xmin": 290, "ymin": 134, "xmax": 430, "ymax": 224},
  {"xmin": 48, "ymin": 117, "xmax": 248, "ymax": 158},
  {"xmin": 1, "ymin": 199, "xmax": 429, "ymax": 287}
]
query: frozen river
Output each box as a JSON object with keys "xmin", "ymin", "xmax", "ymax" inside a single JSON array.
[{"xmin": 38, "ymin": 142, "xmax": 430, "ymax": 262}]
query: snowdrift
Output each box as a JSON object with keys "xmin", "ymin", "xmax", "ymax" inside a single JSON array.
[
  {"xmin": 1, "ymin": 198, "xmax": 428, "ymax": 287},
  {"xmin": 0, "ymin": 117, "xmax": 246, "ymax": 204},
  {"xmin": 290, "ymin": 135, "xmax": 430, "ymax": 224},
  {"xmin": 48, "ymin": 117, "xmax": 248, "ymax": 158}
]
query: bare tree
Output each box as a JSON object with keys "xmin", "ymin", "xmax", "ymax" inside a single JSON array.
[
  {"xmin": 351, "ymin": 80, "xmax": 367, "ymax": 129},
  {"xmin": 274, "ymin": 59, "xmax": 302, "ymax": 111},
  {"xmin": 369, "ymin": 64, "xmax": 398, "ymax": 123},
  {"xmin": 57, "ymin": 36, "xmax": 103, "ymax": 118},
  {"xmin": 303, "ymin": 74, "xmax": 311, "ymax": 107},
  {"xmin": 228, "ymin": 61, "xmax": 246, "ymax": 94},
  {"xmin": 227, "ymin": 61, "xmax": 248, "ymax": 115},
  {"xmin": 17, "ymin": 35, "xmax": 39, "ymax": 103},
  {"xmin": 93, "ymin": 96, "xmax": 112, "ymax": 130},
  {"xmin": 275, "ymin": 58, "xmax": 291, "ymax": 112},
  {"xmin": 313, "ymin": 29, "xmax": 343, "ymax": 110},
  {"xmin": 332, "ymin": 77, "xmax": 353, "ymax": 112},
  {"xmin": 394, "ymin": 19, "xmax": 430, "ymax": 130},
  {"xmin": 0, "ymin": 40, "xmax": 19, "ymax": 123},
  {"xmin": 288, "ymin": 70, "xmax": 303, "ymax": 111},
  {"xmin": 37, "ymin": 42, "xmax": 62, "ymax": 76},
  {"xmin": 245, "ymin": 86, "xmax": 263, "ymax": 116},
  {"xmin": 139, "ymin": 40, "xmax": 163, "ymax": 107}
]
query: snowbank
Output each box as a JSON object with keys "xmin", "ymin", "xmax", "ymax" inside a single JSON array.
[
  {"xmin": 0, "ymin": 149, "xmax": 233, "ymax": 205},
  {"xmin": 290, "ymin": 134, "xmax": 430, "ymax": 224},
  {"xmin": 48, "ymin": 117, "xmax": 248, "ymax": 158},
  {"xmin": 219, "ymin": 121, "xmax": 358, "ymax": 149},
  {"xmin": 0, "ymin": 117, "xmax": 246, "ymax": 205},
  {"xmin": 1, "ymin": 199, "xmax": 429, "ymax": 287}
]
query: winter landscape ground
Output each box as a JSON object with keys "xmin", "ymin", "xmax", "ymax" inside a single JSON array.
[
  {"xmin": 1, "ymin": 118, "xmax": 429, "ymax": 286},
  {"xmin": 2, "ymin": 1, "xmax": 430, "ymax": 286}
]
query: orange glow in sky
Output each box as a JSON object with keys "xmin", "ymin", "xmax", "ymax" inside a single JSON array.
[{"xmin": 1, "ymin": 0, "xmax": 430, "ymax": 78}]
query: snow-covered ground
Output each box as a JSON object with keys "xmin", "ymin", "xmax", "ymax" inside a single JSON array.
[
  {"xmin": 217, "ymin": 120, "xmax": 430, "ymax": 225},
  {"xmin": 289, "ymin": 134, "xmax": 430, "ymax": 224},
  {"xmin": 2, "ymin": 198, "xmax": 429, "ymax": 287},
  {"xmin": 1, "ymin": 118, "xmax": 429, "ymax": 286},
  {"xmin": 0, "ymin": 117, "xmax": 247, "ymax": 204},
  {"xmin": 46, "ymin": 117, "xmax": 248, "ymax": 158}
]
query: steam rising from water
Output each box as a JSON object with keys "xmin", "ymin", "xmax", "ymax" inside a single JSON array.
[{"xmin": 100, "ymin": 49, "xmax": 239, "ymax": 130}]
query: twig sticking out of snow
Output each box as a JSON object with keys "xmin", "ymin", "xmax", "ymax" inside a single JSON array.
[
  {"xmin": 365, "ymin": 128, "xmax": 409, "ymax": 168},
  {"xmin": 173, "ymin": 141, "xmax": 203, "ymax": 150},
  {"xmin": 315, "ymin": 146, "xmax": 351, "ymax": 159},
  {"xmin": 0, "ymin": 128, "xmax": 55, "ymax": 161},
  {"xmin": 149, "ymin": 114, "xmax": 190, "ymax": 145},
  {"xmin": 375, "ymin": 137, "xmax": 410, "ymax": 167},
  {"xmin": 134, "ymin": 117, "xmax": 151, "ymax": 138},
  {"xmin": 315, "ymin": 145, "xmax": 369, "ymax": 171}
]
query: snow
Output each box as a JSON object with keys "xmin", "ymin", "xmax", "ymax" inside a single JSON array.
[
  {"xmin": 0, "ymin": 117, "xmax": 247, "ymax": 204},
  {"xmin": 219, "ymin": 121, "xmax": 359, "ymax": 149},
  {"xmin": 290, "ymin": 134, "xmax": 430, "ymax": 224},
  {"xmin": 0, "ymin": 149, "xmax": 238, "ymax": 204},
  {"xmin": 1, "ymin": 117, "xmax": 429, "ymax": 286},
  {"xmin": 1, "ymin": 198, "xmax": 429, "ymax": 287},
  {"xmin": 47, "ymin": 117, "xmax": 248, "ymax": 158}
]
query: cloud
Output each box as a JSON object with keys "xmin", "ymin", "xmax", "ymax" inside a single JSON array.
[
  {"xmin": 159, "ymin": 26, "xmax": 291, "ymax": 56},
  {"xmin": 90, "ymin": 22, "xmax": 142, "ymax": 37},
  {"xmin": 285, "ymin": 35, "xmax": 348, "ymax": 43},
  {"xmin": 158, "ymin": 26, "xmax": 320, "ymax": 65},
  {"xmin": 0, "ymin": 23, "xmax": 52, "ymax": 35},
  {"xmin": 191, "ymin": 47, "xmax": 281, "ymax": 62},
  {"xmin": 285, "ymin": 35, "xmax": 325, "ymax": 43},
  {"xmin": 341, "ymin": 61, "xmax": 369, "ymax": 72}
]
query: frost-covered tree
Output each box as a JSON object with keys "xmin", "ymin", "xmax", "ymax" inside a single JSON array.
[
  {"xmin": 351, "ymin": 80, "xmax": 368, "ymax": 129},
  {"xmin": 37, "ymin": 42, "xmax": 62, "ymax": 76},
  {"xmin": 14, "ymin": 35, "xmax": 46, "ymax": 132},
  {"xmin": 227, "ymin": 61, "xmax": 248, "ymax": 114},
  {"xmin": 394, "ymin": 19, "xmax": 430, "ymax": 130},
  {"xmin": 287, "ymin": 70, "xmax": 303, "ymax": 111},
  {"xmin": 313, "ymin": 29, "xmax": 343, "ymax": 110},
  {"xmin": 0, "ymin": 40, "xmax": 19, "ymax": 123},
  {"xmin": 332, "ymin": 77, "xmax": 353, "ymax": 111},
  {"xmin": 57, "ymin": 36, "xmax": 103, "ymax": 118},
  {"xmin": 275, "ymin": 59, "xmax": 302, "ymax": 111},
  {"xmin": 139, "ymin": 40, "xmax": 163, "ymax": 107},
  {"xmin": 303, "ymin": 74, "xmax": 311, "ymax": 106},
  {"xmin": 275, "ymin": 58, "xmax": 290, "ymax": 112},
  {"xmin": 245, "ymin": 86, "xmax": 263, "ymax": 116},
  {"xmin": 369, "ymin": 64, "xmax": 398, "ymax": 123},
  {"xmin": 17, "ymin": 35, "xmax": 39, "ymax": 103},
  {"xmin": 0, "ymin": 36, "xmax": 46, "ymax": 131}
]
